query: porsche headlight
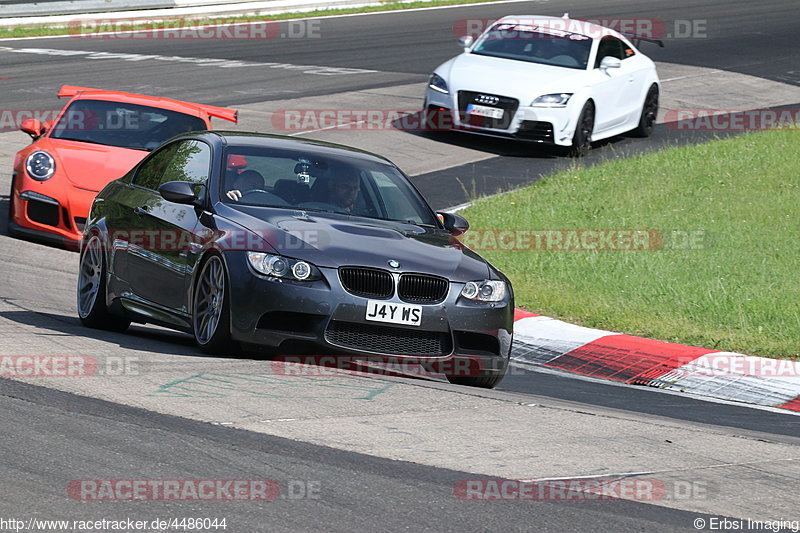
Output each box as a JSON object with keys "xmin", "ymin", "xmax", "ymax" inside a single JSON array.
[
  {"xmin": 25, "ymin": 150, "xmax": 56, "ymax": 180},
  {"xmin": 531, "ymin": 93, "xmax": 573, "ymax": 107},
  {"xmin": 460, "ymin": 280, "xmax": 507, "ymax": 302},
  {"xmin": 246, "ymin": 252, "xmax": 321, "ymax": 281},
  {"xmin": 428, "ymin": 73, "xmax": 449, "ymax": 94}
]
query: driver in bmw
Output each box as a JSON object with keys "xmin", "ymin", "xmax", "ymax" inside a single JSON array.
[
  {"xmin": 328, "ymin": 172, "xmax": 361, "ymax": 212},
  {"xmin": 225, "ymin": 169, "xmax": 265, "ymax": 202}
]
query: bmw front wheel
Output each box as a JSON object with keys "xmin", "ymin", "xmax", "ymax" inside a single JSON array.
[{"xmin": 192, "ymin": 254, "xmax": 236, "ymax": 354}]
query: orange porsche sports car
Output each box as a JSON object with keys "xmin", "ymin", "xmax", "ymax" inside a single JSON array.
[{"xmin": 8, "ymin": 85, "xmax": 238, "ymax": 246}]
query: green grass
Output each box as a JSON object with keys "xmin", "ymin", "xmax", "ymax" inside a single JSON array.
[
  {"xmin": 0, "ymin": 0, "xmax": 498, "ymax": 39},
  {"xmin": 461, "ymin": 129, "xmax": 800, "ymax": 358}
]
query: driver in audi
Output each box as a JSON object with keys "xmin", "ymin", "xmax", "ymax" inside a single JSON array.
[{"xmin": 225, "ymin": 169, "xmax": 265, "ymax": 202}]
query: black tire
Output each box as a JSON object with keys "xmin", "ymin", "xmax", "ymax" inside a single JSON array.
[
  {"xmin": 631, "ymin": 84, "xmax": 659, "ymax": 137},
  {"xmin": 192, "ymin": 254, "xmax": 237, "ymax": 355},
  {"xmin": 567, "ymin": 101, "xmax": 595, "ymax": 157},
  {"xmin": 6, "ymin": 173, "xmax": 21, "ymax": 238},
  {"xmin": 77, "ymin": 234, "xmax": 130, "ymax": 332},
  {"xmin": 445, "ymin": 356, "xmax": 509, "ymax": 389}
]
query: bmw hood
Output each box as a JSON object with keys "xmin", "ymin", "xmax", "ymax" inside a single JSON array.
[
  {"xmin": 222, "ymin": 206, "xmax": 492, "ymax": 282},
  {"xmin": 45, "ymin": 138, "xmax": 147, "ymax": 192},
  {"xmin": 442, "ymin": 53, "xmax": 590, "ymax": 102}
]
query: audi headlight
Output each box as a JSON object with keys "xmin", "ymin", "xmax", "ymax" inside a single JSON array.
[
  {"xmin": 246, "ymin": 252, "xmax": 321, "ymax": 281},
  {"xmin": 460, "ymin": 280, "xmax": 507, "ymax": 302},
  {"xmin": 428, "ymin": 73, "xmax": 449, "ymax": 94},
  {"xmin": 531, "ymin": 93, "xmax": 573, "ymax": 107},
  {"xmin": 26, "ymin": 150, "xmax": 56, "ymax": 180}
]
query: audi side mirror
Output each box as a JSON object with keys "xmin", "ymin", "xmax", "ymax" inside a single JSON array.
[
  {"xmin": 458, "ymin": 35, "xmax": 474, "ymax": 51},
  {"xmin": 600, "ymin": 56, "xmax": 622, "ymax": 71}
]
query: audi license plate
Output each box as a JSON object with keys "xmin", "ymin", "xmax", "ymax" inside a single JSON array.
[
  {"xmin": 466, "ymin": 104, "xmax": 504, "ymax": 120},
  {"xmin": 365, "ymin": 300, "xmax": 422, "ymax": 327}
]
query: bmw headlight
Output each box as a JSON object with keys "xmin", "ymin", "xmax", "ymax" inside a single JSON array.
[
  {"xmin": 428, "ymin": 73, "xmax": 449, "ymax": 94},
  {"xmin": 460, "ymin": 280, "xmax": 507, "ymax": 302},
  {"xmin": 531, "ymin": 93, "xmax": 573, "ymax": 107},
  {"xmin": 246, "ymin": 252, "xmax": 321, "ymax": 281},
  {"xmin": 25, "ymin": 150, "xmax": 56, "ymax": 180}
]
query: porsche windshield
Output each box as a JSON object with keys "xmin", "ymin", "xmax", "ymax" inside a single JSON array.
[
  {"xmin": 471, "ymin": 23, "xmax": 593, "ymax": 70},
  {"xmin": 221, "ymin": 146, "xmax": 438, "ymax": 226},
  {"xmin": 51, "ymin": 99, "xmax": 207, "ymax": 151}
]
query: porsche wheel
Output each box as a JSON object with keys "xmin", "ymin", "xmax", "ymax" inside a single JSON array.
[
  {"xmin": 631, "ymin": 84, "xmax": 659, "ymax": 137},
  {"xmin": 77, "ymin": 235, "xmax": 130, "ymax": 332},
  {"xmin": 6, "ymin": 174, "xmax": 20, "ymax": 237},
  {"xmin": 192, "ymin": 254, "xmax": 236, "ymax": 354}
]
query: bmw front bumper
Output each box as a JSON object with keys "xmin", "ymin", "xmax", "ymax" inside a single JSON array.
[{"xmin": 224, "ymin": 252, "xmax": 513, "ymax": 374}]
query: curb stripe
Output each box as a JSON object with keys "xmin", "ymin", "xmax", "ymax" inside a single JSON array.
[
  {"xmin": 511, "ymin": 310, "xmax": 798, "ymax": 414},
  {"xmin": 544, "ymin": 334, "xmax": 716, "ymax": 383},
  {"xmin": 780, "ymin": 397, "xmax": 800, "ymax": 412}
]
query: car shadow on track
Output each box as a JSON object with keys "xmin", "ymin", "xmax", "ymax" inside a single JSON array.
[
  {"xmin": 0, "ymin": 308, "xmax": 450, "ymax": 383},
  {"xmin": 0, "ymin": 308, "xmax": 238, "ymax": 360},
  {"xmin": 391, "ymin": 110, "xmax": 629, "ymax": 158}
]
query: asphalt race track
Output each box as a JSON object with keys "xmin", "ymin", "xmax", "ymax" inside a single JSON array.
[{"xmin": 1, "ymin": 0, "xmax": 799, "ymax": 530}]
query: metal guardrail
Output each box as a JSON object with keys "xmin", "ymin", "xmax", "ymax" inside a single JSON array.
[
  {"xmin": 0, "ymin": 1, "xmax": 175, "ymax": 17},
  {"xmin": 0, "ymin": 0, "xmax": 277, "ymax": 18}
]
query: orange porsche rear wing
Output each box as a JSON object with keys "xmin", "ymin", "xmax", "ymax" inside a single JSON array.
[{"xmin": 57, "ymin": 85, "xmax": 238, "ymax": 123}]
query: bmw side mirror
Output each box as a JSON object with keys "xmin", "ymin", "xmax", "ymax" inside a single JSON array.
[
  {"xmin": 438, "ymin": 212, "xmax": 469, "ymax": 236},
  {"xmin": 458, "ymin": 35, "xmax": 474, "ymax": 51},
  {"xmin": 599, "ymin": 56, "xmax": 621, "ymax": 71},
  {"xmin": 20, "ymin": 118, "xmax": 44, "ymax": 140},
  {"xmin": 159, "ymin": 181, "xmax": 198, "ymax": 205}
]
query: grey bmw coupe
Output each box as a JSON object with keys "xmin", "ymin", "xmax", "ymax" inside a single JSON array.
[{"xmin": 77, "ymin": 131, "xmax": 513, "ymax": 388}]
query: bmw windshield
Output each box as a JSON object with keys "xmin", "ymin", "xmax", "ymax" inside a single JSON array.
[
  {"xmin": 471, "ymin": 23, "xmax": 593, "ymax": 70},
  {"xmin": 220, "ymin": 146, "xmax": 439, "ymax": 227},
  {"xmin": 51, "ymin": 99, "xmax": 207, "ymax": 151}
]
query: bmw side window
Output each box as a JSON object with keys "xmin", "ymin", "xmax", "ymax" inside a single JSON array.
[
  {"xmin": 132, "ymin": 142, "xmax": 180, "ymax": 190},
  {"xmin": 159, "ymin": 140, "xmax": 211, "ymax": 187}
]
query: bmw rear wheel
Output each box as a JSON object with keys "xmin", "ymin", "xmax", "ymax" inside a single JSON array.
[
  {"xmin": 77, "ymin": 234, "xmax": 130, "ymax": 332},
  {"xmin": 193, "ymin": 254, "xmax": 235, "ymax": 354}
]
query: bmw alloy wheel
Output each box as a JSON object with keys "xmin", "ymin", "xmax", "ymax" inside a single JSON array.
[{"xmin": 193, "ymin": 255, "xmax": 226, "ymax": 345}]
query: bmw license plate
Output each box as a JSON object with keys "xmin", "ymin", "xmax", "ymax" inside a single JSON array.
[
  {"xmin": 466, "ymin": 104, "xmax": 504, "ymax": 120},
  {"xmin": 365, "ymin": 300, "xmax": 422, "ymax": 327}
]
